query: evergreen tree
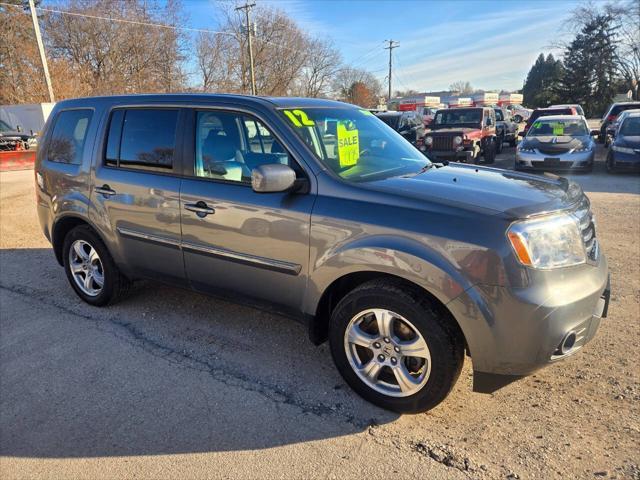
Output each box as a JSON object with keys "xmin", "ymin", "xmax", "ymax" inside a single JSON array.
[
  {"xmin": 522, "ymin": 54, "xmax": 563, "ymax": 108},
  {"xmin": 555, "ymin": 14, "xmax": 619, "ymax": 116}
]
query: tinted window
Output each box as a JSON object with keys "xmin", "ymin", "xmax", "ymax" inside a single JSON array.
[
  {"xmin": 620, "ymin": 117, "xmax": 640, "ymax": 136},
  {"xmin": 105, "ymin": 109, "xmax": 178, "ymax": 171},
  {"xmin": 47, "ymin": 109, "xmax": 93, "ymax": 165},
  {"xmin": 195, "ymin": 111, "xmax": 292, "ymax": 183}
]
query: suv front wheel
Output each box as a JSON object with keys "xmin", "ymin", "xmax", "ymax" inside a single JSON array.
[
  {"xmin": 62, "ymin": 225, "xmax": 131, "ymax": 306},
  {"xmin": 483, "ymin": 138, "xmax": 497, "ymax": 164},
  {"xmin": 329, "ymin": 279, "xmax": 464, "ymax": 413}
]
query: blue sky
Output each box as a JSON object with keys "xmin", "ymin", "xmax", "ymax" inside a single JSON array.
[{"xmin": 183, "ymin": 0, "xmax": 580, "ymax": 93}]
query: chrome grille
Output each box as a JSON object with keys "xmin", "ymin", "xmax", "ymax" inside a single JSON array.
[
  {"xmin": 575, "ymin": 197, "xmax": 597, "ymax": 260},
  {"xmin": 432, "ymin": 135, "xmax": 454, "ymax": 151}
]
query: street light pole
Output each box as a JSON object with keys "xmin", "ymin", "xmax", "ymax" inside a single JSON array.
[
  {"xmin": 28, "ymin": 0, "xmax": 55, "ymax": 102},
  {"xmin": 235, "ymin": 2, "xmax": 256, "ymax": 95}
]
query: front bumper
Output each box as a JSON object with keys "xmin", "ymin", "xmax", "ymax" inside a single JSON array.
[
  {"xmin": 428, "ymin": 148, "xmax": 476, "ymax": 163},
  {"xmin": 515, "ymin": 149, "xmax": 595, "ymax": 171},
  {"xmin": 447, "ymin": 251, "xmax": 609, "ymax": 392}
]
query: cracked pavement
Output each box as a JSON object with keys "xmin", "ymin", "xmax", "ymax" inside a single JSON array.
[{"xmin": 1, "ymin": 145, "xmax": 639, "ymax": 479}]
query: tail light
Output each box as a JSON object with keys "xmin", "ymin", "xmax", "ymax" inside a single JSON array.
[{"xmin": 607, "ymin": 115, "xmax": 616, "ymax": 122}]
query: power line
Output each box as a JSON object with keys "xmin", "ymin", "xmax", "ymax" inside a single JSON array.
[{"xmin": 0, "ymin": 1, "xmax": 237, "ymax": 36}]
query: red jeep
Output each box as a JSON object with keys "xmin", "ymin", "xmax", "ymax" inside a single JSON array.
[{"xmin": 423, "ymin": 107, "xmax": 498, "ymax": 163}]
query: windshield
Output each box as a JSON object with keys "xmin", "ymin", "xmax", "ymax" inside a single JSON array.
[
  {"xmin": 620, "ymin": 117, "xmax": 640, "ymax": 136},
  {"xmin": 0, "ymin": 120, "xmax": 11, "ymax": 132},
  {"xmin": 433, "ymin": 109, "xmax": 481, "ymax": 125},
  {"xmin": 527, "ymin": 118, "xmax": 589, "ymax": 137},
  {"xmin": 280, "ymin": 107, "xmax": 428, "ymax": 182}
]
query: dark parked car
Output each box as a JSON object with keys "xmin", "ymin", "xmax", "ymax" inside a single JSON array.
[
  {"xmin": 523, "ymin": 107, "xmax": 579, "ymax": 136},
  {"xmin": 605, "ymin": 108, "xmax": 640, "ymax": 143},
  {"xmin": 374, "ymin": 111, "xmax": 425, "ymax": 148},
  {"xmin": 515, "ymin": 115, "xmax": 597, "ymax": 172},
  {"xmin": 606, "ymin": 112, "xmax": 640, "ymax": 172},
  {"xmin": 494, "ymin": 107, "xmax": 517, "ymax": 151},
  {"xmin": 35, "ymin": 94, "xmax": 609, "ymax": 413},
  {"xmin": 599, "ymin": 102, "xmax": 640, "ymax": 144},
  {"xmin": 423, "ymin": 107, "xmax": 497, "ymax": 163}
]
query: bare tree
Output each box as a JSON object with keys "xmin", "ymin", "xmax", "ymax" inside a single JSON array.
[
  {"xmin": 333, "ymin": 67, "xmax": 382, "ymax": 106},
  {"xmin": 448, "ymin": 81, "xmax": 474, "ymax": 95},
  {"xmin": 296, "ymin": 38, "xmax": 341, "ymax": 98},
  {"xmin": 44, "ymin": 0, "xmax": 187, "ymax": 97},
  {"xmin": 0, "ymin": 1, "xmax": 51, "ymax": 104}
]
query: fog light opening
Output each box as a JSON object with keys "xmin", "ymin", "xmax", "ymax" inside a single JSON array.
[{"xmin": 560, "ymin": 331, "xmax": 577, "ymax": 355}]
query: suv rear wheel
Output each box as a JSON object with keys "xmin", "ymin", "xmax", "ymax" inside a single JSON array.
[
  {"xmin": 62, "ymin": 225, "xmax": 131, "ymax": 306},
  {"xmin": 328, "ymin": 279, "xmax": 464, "ymax": 413}
]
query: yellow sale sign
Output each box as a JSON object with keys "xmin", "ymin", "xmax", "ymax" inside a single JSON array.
[{"xmin": 337, "ymin": 122, "xmax": 359, "ymax": 167}]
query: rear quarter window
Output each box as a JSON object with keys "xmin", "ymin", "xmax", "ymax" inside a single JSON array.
[{"xmin": 47, "ymin": 109, "xmax": 93, "ymax": 165}]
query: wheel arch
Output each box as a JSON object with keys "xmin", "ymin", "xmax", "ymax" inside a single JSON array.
[
  {"xmin": 308, "ymin": 270, "xmax": 468, "ymax": 356},
  {"xmin": 51, "ymin": 215, "xmax": 103, "ymax": 266}
]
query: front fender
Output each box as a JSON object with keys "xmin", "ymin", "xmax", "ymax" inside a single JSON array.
[{"xmin": 303, "ymin": 235, "xmax": 475, "ymax": 316}]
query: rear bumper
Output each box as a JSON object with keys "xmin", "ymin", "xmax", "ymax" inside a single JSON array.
[{"xmin": 447, "ymin": 252, "xmax": 609, "ymax": 392}]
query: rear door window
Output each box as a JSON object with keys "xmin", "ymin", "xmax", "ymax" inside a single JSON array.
[
  {"xmin": 105, "ymin": 108, "xmax": 178, "ymax": 172},
  {"xmin": 47, "ymin": 109, "xmax": 93, "ymax": 165}
]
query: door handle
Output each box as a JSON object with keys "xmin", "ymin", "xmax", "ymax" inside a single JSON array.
[
  {"xmin": 185, "ymin": 201, "xmax": 215, "ymax": 217},
  {"xmin": 95, "ymin": 185, "xmax": 116, "ymax": 197}
]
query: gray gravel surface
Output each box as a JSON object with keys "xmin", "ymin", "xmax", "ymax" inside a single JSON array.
[{"xmin": 1, "ymin": 144, "xmax": 638, "ymax": 479}]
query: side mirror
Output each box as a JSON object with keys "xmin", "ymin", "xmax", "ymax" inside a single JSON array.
[
  {"xmin": 251, "ymin": 164, "xmax": 296, "ymax": 193},
  {"xmin": 518, "ymin": 131, "xmax": 526, "ymax": 137},
  {"xmin": 590, "ymin": 129, "xmax": 600, "ymax": 136}
]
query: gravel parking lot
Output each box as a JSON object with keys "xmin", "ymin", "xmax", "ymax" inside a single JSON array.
[{"xmin": 1, "ymin": 145, "xmax": 639, "ymax": 479}]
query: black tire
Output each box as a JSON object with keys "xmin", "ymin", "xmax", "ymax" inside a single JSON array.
[
  {"xmin": 62, "ymin": 225, "xmax": 132, "ymax": 306},
  {"xmin": 606, "ymin": 154, "xmax": 615, "ymax": 173},
  {"xmin": 513, "ymin": 114, "xmax": 522, "ymax": 123},
  {"xmin": 328, "ymin": 279, "xmax": 464, "ymax": 413},
  {"xmin": 483, "ymin": 139, "xmax": 496, "ymax": 164},
  {"xmin": 496, "ymin": 134, "xmax": 504, "ymax": 154}
]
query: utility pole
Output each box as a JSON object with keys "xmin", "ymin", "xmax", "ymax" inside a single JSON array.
[
  {"xmin": 235, "ymin": 2, "xmax": 256, "ymax": 95},
  {"xmin": 28, "ymin": 0, "xmax": 55, "ymax": 102},
  {"xmin": 384, "ymin": 40, "xmax": 399, "ymax": 101}
]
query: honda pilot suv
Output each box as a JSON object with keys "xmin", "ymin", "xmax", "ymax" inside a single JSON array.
[{"xmin": 35, "ymin": 95, "xmax": 610, "ymax": 413}]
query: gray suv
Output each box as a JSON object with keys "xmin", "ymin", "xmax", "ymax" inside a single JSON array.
[{"xmin": 35, "ymin": 94, "xmax": 610, "ymax": 413}]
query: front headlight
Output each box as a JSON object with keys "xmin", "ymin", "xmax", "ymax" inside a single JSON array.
[
  {"xmin": 453, "ymin": 135, "xmax": 462, "ymax": 145},
  {"xmin": 612, "ymin": 145, "xmax": 635, "ymax": 154},
  {"xmin": 507, "ymin": 213, "xmax": 586, "ymax": 269},
  {"xmin": 425, "ymin": 136, "xmax": 433, "ymax": 145},
  {"xmin": 572, "ymin": 142, "xmax": 593, "ymax": 153},
  {"xmin": 518, "ymin": 145, "xmax": 535, "ymax": 153}
]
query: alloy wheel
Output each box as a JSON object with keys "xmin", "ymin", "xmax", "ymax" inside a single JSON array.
[
  {"xmin": 343, "ymin": 308, "xmax": 431, "ymax": 397},
  {"xmin": 68, "ymin": 239, "xmax": 104, "ymax": 297}
]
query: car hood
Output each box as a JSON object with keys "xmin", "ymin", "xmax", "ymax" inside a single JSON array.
[
  {"xmin": 365, "ymin": 163, "xmax": 583, "ymax": 218},
  {"xmin": 523, "ymin": 135, "xmax": 590, "ymax": 150},
  {"xmin": 427, "ymin": 127, "xmax": 480, "ymax": 135}
]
